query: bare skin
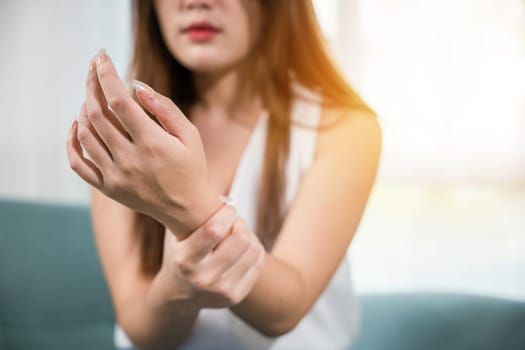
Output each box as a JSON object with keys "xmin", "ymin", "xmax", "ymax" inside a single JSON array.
[
  {"xmin": 67, "ymin": 52, "xmax": 380, "ymax": 349},
  {"xmin": 66, "ymin": 1, "xmax": 382, "ymax": 349},
  {"xmin": 189, "ymin": 70, "xmax": 265, "ymax": 197}
]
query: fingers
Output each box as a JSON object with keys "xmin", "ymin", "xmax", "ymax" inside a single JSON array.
[
  {"xmin": 168, "ymin": 210, "xmax": 264, "ymax": 306},
  {"xmin": 132, "ymin": 79, "xmax": 194, "ymax": 144},
  {"xmin": 179, "ymin": 204, "xmax": 238, "ymax": 263},
  {"xmin": 207, "ymin": 228, "xmax": 265, "ymax": 304},
  {"xmin": 224, "ymin": 240, "xmax": 265, "ymax": 301},
  {"xmin": 77, "ymin": 102, "xmax": 113, "ymax": 170},
  {"xmin": 67, "ymin": 120, "xmax": 103, "ymax": 186},
  {"xmin": 216, "ymin": 223, "xmax": 263, "ymax": 279},
  {"xmin": 94, "ymin": 49, "xmax": 157, "ymax": 139},
  {"xmin": 202, "ymin": 218, "xmax": 253, "ymax": 275},
  {"xmin": 85, "ymin": 56, "xmax": 131, "ymax": 157}
]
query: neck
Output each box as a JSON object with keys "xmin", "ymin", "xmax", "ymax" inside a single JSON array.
[{"xmin": 192, "ymin": 68, "xmax": 261, "ymax": 123}]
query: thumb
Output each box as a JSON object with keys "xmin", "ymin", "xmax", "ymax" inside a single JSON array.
[{"xmin": 132, "ymin": 79, "xmax": 192, "ymax": 143}]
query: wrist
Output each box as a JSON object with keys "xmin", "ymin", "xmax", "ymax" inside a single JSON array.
[{"xmin": 161, "ymin": 187, "xmax": 225, "ymax": 240}]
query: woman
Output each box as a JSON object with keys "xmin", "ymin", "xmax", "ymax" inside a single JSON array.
[{"xmin": 67, "ymin": 0, "xmax": 381, "ymax": 349}]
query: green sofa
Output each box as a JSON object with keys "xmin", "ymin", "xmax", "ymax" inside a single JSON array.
[
  {"xmin": 0, "ymin": 198, "xmax": 115, "ymax": 350},
  {"xmin": 1, "ymin": 198, "xmax": 524, "ymax": 350}
]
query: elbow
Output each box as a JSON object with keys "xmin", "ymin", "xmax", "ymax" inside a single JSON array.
[
  {"xmin": 114, "ymin": 306, "xmax": 157, "ymax": 350},
  {"xmin": 114, "ymin": 298, "xmax": 194, "ymax": 350},
  {"xmin": 259, "ymin": 324, "xmax": 297, "ymax": 338},
  {"xmin": 115, "ymin": 311, "xmax": 144, "ymax": 349},
  {"xmin": 116, "ymin": 315, "xmax": 163, "ymax": 350},
  {"xmin": 256, "ymin": 314, "xmax": 302, "ymax": 338},
  {"xmin": 258, "ymin": 274, "xmax": 309, "ymax": 337}
]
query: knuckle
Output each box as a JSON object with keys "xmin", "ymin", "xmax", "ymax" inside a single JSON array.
[
  {"xmin": 230, "ymin": 289, "xmax": 245, "ymax": 305},
  {"xmin": 232, "ymin": 217, "xmax": 246, "ymax": 233},
  {"xmin": 117, "ymin": 157, "xmax": 136, "ymax": 175},
  {"xmin": 142, "ymin": 138, "xmax": 162, "ymax": 157},
  {"xmin": 107, "ymin": 95, "xmax": 127, "ymax": 112},
  {"xmin": 102, "ymin": 174, "xmax": 119, "ymax": 195},
  {"xmin": 214, "ymin": 282, "xmax": 231, "ymax": 299},
  {"xmin": 87, "ymin": 109, "xmax": 102, "ymax": 124},
  {"xmin": 227, "ymin": 288, "xmax": 243, "ymax": 305},
  {"xmin": 204, "ymin": 223, "xmax": 226, "ymax": 241},
  {"xmin": 76, "ymin": 127, "xmax": 90, "ymax": 143},
  {"xmin": 97, "ymin": 65, "xmax": 113, "ymax": 80},
  {"xmin": 174, "ymin": 255, "xmax": 194, "ymax": 276},
  {"xmin": 192, "ymin": 274, "xmax": 211, "ymax": 291},
  {"xmin": 234, "ymin": 228, "xmax": 249, "ymax": 246}
]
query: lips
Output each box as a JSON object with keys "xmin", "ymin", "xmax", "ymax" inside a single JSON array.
[{"xmin": 183, "ymin": 21, "xmax": 220, "ymax": 41}]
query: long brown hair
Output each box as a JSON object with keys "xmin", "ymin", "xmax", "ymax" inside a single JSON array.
[{"xmin": 130, "ymin": 0, "xmax": 374, "ymax": 276}]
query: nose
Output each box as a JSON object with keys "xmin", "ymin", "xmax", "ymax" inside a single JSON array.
[{"xmin": 181, "ymin": 0, "xmax": 212, "ymax": 10}]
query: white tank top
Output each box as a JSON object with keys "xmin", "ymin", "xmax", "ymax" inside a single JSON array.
[{"xmin": 115, "ymin": 84, "xmax": 359, "ymax": 350}]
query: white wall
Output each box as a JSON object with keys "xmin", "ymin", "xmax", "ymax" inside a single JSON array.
[
  {"xmin": 337, "ymin": 0, "xmax": 525, "ymax": 300},
  {"xmin": 1, "ymin": 0, "xmax": 524, "ymax": 300},
  {"xmin": 334, "ymin": 0, "xmax": 525, "ymax": 184},
  {"xmin": 0, "ymin": 0, "xmax": 131, "ymax": 203}
]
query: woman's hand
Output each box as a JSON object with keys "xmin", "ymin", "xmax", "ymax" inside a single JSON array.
[
  {"xmin": 66, "ymin": 49, "xmax": 221, "ymax": 238},
  {"xmin": 147, "ymin": 204, "xmax": 265, "ymax": 309}
]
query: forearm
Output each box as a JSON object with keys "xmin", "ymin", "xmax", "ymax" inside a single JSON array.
[
  {"xmin": 231, "ymin": 253, "xmax": 308, "ymax": 337},
  {"xmin": 116, "ymin": 284, "xmax": 199, "ymax": 350},
  {"xmin": 132, "ymin": 195, "xmax": 307, "ymax": 341},
  {"xmin": 116, "ymin": 195, "xmax": 225, "ymax": 349}
]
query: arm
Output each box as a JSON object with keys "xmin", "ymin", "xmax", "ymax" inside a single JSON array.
[
  {"xmin": 88, "ymin": 184, "xmax": 255, "ymax": 350},
  {"xmin": 69, "ymin": 50, "xmax": 380, "ymax": 345},
  {"xmin": 68, "ymin": 51, "xmax": 264, "ymax": 349},
  {"xmin": 148, "ymin": 110, "xmax": 382, "ymax": 337},
  {"xmin": 89, "ymin": 188, "xmax": 199, "ymax": 349},
  {"xmin": 232, "ymin": 111, "xmax": 382, "ymax": 335},
  {"xmin": 67, "ymin": 52, "xmax": 221, "ymax": 349}
]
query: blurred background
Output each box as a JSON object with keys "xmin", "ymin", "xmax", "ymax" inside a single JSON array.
[{"xmin": 0, "ymin": 0, "xmax": 523, "ymax": 301}]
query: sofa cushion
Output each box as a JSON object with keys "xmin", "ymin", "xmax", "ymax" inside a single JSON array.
[
  {"xmin": 351, "ymin": 293, "xmax": 525, "ymax": 350},
  {"xmin": 0, "ymin": 198, "xmax": 115, "ymax": 349}
]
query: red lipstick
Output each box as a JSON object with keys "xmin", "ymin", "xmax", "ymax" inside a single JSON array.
[{"xmin": 183, "ymin": 21, "xmax": 220, "ymax": 41}]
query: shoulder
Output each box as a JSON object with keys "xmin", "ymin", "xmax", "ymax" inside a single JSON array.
[{"xmin": 316, "ymin": 107, "xmax": 382, "ymax": 168}]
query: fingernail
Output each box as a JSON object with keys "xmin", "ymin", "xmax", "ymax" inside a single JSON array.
[
  {"xmin": 96, "ymin": 48, "xmax": 107, "ymax": 66},
  {"xmin": 132, "ymin": 79, "xmax": 154, "ymax": 99},
  {"xmin": 88, "ymin": 55, "xmax": 96, "ymax": 71}
]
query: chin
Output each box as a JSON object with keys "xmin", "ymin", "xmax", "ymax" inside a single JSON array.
[
  {"xmin": 172, "ymin": 44, "xmax": 245, "ymax": 75},
  {"xmin": 189, "ymin": 63, "xmax": 230, "ymax": 75},
  {"xmin": 181, "ymin": 56, "xmax": 238, "ymax": 75}
]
